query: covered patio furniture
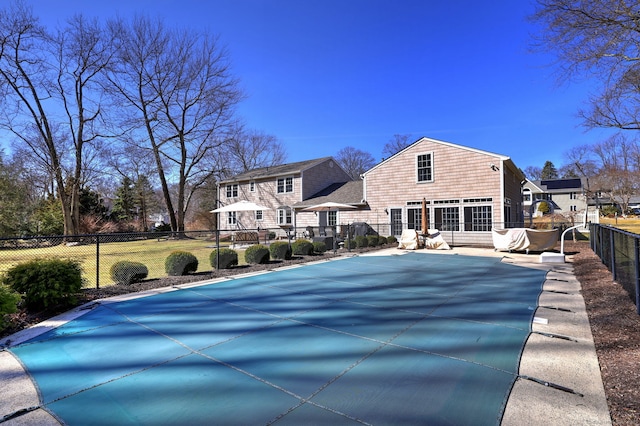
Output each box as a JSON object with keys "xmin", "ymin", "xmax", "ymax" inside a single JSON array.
[
  {"xmin": 398, "ymin": 229, "xmax": 419, "ymax": 250},
  {"xmin": 492, "ymin": 228, "xmax": 559, "ymax": 253},
  {"xmin": 422, "ymin": 229, "xmax": 450, "ymax": 250}
]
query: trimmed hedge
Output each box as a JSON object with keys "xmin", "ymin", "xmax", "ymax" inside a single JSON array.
[
  {"xmin": 0, "ymin": 285, "xmax": 20, "ymax": 332},
  {"xmin": 355, "ymin": 235, "xmax": 369, "ymax": 248},
  {"xmin": 378, "ymin": 236, "xmax": 388, "ymax": 245},
  {"xmin": 210, "ymin": 248, "xmax": 239, "ymax": 269},
  {"xmin": 165, "ymin": 251, "xmax": 198, "ymax": 276},
  {"xmin": 313, "ymin": 241, "xmax": 327, "ymax": 253},
  {"xmin": 367, "ymin": 235, "xmax": 379, "ymax": 247},
  {"xmin": 344, "ymin": 239, "xmax": 356, "ymax": 249},
  {"xmin": 387, "ymin": 235, "xmax": 398, "ymax": 244},
  {"xmin": 110, "ymin": 261, "xmax": 148, "ymax": 285},
  {"xmin": 291, "ymin": 239, "xmax": 313, "ymax": 255},
  {"xmin": 270, "ymin": 241, "xmax": 292, "ymax": 260},
  {"xmin": 245, "ymin": 244, "xmax": 270, "ymax": 264},
  {"xmin": 1, "ymin": 258, "xmax": 84, "ymax": 311}
]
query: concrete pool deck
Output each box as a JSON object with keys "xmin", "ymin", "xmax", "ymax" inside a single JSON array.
[{"xmin": 0, "ymin": 246, "xmax": 611, "ymax": 425}]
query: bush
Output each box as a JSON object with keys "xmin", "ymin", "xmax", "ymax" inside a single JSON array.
[
  {"xmin": 210, "ymin": 248, "xmax": 238, "ymax": 269},
  {"xmin": 355, "ymin": 235, "xmax": 369, "ymax": 248},
  {"xmin": 344, "ymin": 239, "xmax": 356, "ymax": 249},
  {"xmin": 313, "ymin": 241, "xmax": 327, "ymax": 253},
  {"xmin": 378, "ymin": 236, "xmax": 388, "ymax": 245},
  {"xmin": 165, "ymin": 251, "xmax": 198, "ymax": 276},
  {"xmin": 1, "ymin": 258, "xmax": 84, "ymax": 311},
  {"xmin": 270, "ymin": 241, "xmax": 292, "ymax": 260},
  {"xmin": 110, "ymin": 261, "xmax": 148, "ymax": 285},
  {"xmin": 291, "ymin": 239, "xmax": 313, "ymax": 255},
  {"xmin": 0, "ymin": 285, "xmax": 20, "ymax": 332},
  {"xmin": 367, "ymin": 235, "xmax": 379, "ymax": 247},
  {"xmin": 386, "ymin": 235, "xmax": 398, "ymax": 244},
  {"xmin": 245, "ymin": 244, "xmax": 270, "ymax": 264}
]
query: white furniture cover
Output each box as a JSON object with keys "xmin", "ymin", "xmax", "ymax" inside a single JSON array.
[
  {"xmin": 492, "ymin": 228, "xmax": 559, "ymax": 253},
  {"xmin": 423, "ymin": 229, "xmax": 451, "ymax": 250},
  {"xmin": 398, "ymin": 229, "xmax": 419, "ymax": 250}
]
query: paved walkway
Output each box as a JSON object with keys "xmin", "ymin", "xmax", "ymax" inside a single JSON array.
[{"xmin": 0, "ymin": 246, "xmax": 611, "ymax": 425}]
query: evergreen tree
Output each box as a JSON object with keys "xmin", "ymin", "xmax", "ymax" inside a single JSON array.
[
  {"xmin": 540, "ymin": 161, "xmax": 558, "ymax": 180},
  {"xmin": 133, "ymin": 175, "xmax": 157, "ymax": 230},
  {"xmin": 111, "ymin": 177, "xmax": 136, "ymax": 222}
]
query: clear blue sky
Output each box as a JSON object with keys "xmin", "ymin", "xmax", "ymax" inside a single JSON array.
[{"xmin": 20, "ymin": 0, "xmax": 616, "ymax": 171}]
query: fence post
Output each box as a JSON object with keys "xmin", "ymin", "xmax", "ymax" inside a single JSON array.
[
  {"xmin": 96, "ymin": 234, "xmax": 100, "ymax": 289},
  {"xmin": 633, "ymin": 237, "xmax": 640, "ymax": 315},
  {"xmin": 610, "ymin": 227, "xmax": 616, "ymax": 281}
]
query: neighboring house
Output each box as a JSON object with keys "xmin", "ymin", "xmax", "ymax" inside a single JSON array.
[
  {"xmin": 217, "ymin": 157, "xmax": 353, "ymax": 236},
  {"xmin": 523, "ymin": 178, "xmax": 585, "ymax": 218},
  {"xmin": 347, "ymin": 137, "xmax": 526, "ymax": 246}
]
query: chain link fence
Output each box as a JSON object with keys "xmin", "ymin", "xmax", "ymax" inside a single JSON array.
[
  {"xmin": 0, "ymin": 220, "xmax": 584, "ymax": 290},
  {"xmin": 590, "ymin": 223, "xmax": 640, "ymax": 315}
]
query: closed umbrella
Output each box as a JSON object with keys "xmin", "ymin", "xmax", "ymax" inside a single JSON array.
[{"xmin": 421, "ymin": 197, "xmax": 428, "ymax": 235}]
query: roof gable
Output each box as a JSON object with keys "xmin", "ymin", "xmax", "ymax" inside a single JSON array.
[{"xmin": 363, "ymin": 136, "xmax": 511, "ymax": 176}]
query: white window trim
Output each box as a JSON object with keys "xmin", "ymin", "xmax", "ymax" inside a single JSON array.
[
  {"xmin": 277, "ymin": 176, "xmax": 294, "ymax": 194},
  {"xmin": 416, "ymin": 152, "xmax": 434, "ymax": 183}
]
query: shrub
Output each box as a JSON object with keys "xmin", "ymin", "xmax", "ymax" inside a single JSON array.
[
  {"xmin": 0, "ymin": 285, "xmax": 20, "ymax": 332},
  {"xmin": 165, "ymin": 251, "xmax": 198, "ymax": 276},
  {"xmin": 245, "ymin": 244, "xmax": 270, "ymax": 264},
  {"xmin": 1, "ymin": 258, "xmax": 84, "ymax": 311},
  {"xmin": 110, "ymin": 261, "xmax": 148, "ymax": 285},
  {"xmin": 270, "ymin": 241, "xmax": 292, "ymax": 260},
  {"xmin": 387, "ymin": 235, "xmax": 398, "ymax": 244},
  {"xmin": 355, "ymin": 235, "xmax": 369, "ymax": 248},
  {"xmin": 210, "ymin": 248, "xmax": 238, "ymax": 269},
  {"xmin": 291, "ymin": 239, "xmax": 313, "ymax": 255},
  {"xmin": 378, "ymin": 236, "xmax": 388, "ymax": 245},
  {"xmin": 367, "ymin": 235, "xmax": 379, "ymax": 247},
  {"xmin": 313, "ymin": 241, "xmax": 327, "ymax": 253},
  {"xmin": 344, "ymin": 239, "xmax": 356, "ymax": 249}
]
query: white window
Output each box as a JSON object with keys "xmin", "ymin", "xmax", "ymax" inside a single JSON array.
[
  {"xmin": 277, "ymin": 208, "xmax": 292, "ymax": 225},
  {"xmin": 464, "ymin": 205, "xmax": 492, "ymax": 231},
  {"xmin": 255, "ymin": 210, "xmax": 263, "ymax": 221},
  {"xmin": 417, "ymin": 153, "xmax": 433, "ymax": 182},
  {"xmin": 226, "ymin": 184, "xmax": 238, "ymax": 198},
  {"xmin": 277, "ymin": 177, "xmax": 293, "ymax": 193},
  {"xmin": 328, "ymin": 211, "xmax": 337, "ymax": 226},
  {"xmin": 250, "ymin": 181, "xmax": 256, "ymax": 192},
  {"xmin": 434, "ymin": 206, "xmax": 459, "ymax": 231},
  {"xmin": 227, "ymin": 211, "xmax": 236, "ymax": 225}
]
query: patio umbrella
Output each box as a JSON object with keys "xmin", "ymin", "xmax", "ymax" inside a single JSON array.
[
  {"xmin": 301, "ymin": 201, "xmax": 357, "ymax": 212},
  {"xmin": 421, "ymin": 197, "xmax": 428, "ymax": 235},
  {"xmin": 210, "ymin": 200, "xmax": 270, "ymax": 213}
]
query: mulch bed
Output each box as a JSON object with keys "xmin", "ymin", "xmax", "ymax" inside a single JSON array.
[
  {"xmin": 2, "ymin": 242, "xmax": 639, "ymax": 424},
  {"xmin": 566, "ymin": 241, "xmax": 640, "ymax": 425}
]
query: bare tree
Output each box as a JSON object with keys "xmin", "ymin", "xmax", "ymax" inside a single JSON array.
[
  {"xmin": 590, "ymin": 133, "xmax": 639, "ymax": 212},
  {"xmin": 532, "ymin": 1, "xmax": 640, "ymax": 130},
  {"xmin": 225, "ymin": 127, "xmax": 287, "ymax": 176},
  {"xmin": 382, "ymin": 134, "xmax": 413, "ymax": 159},
  {"xmin": 106, "ymin": 16, "xmax": 243, "ymax": 232},
  {"xmin": 335, "ymin": 146, "xmax": 376, "ymax": 181},
  {"xmin": 524, "ymin": 166, "xmax": 542, "ymax": 181},
  {"xmin": 0, "ymin": 3, "xmax": 112, "ymax": 235}
]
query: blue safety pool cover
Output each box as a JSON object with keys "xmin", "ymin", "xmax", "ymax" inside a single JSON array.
[{"xmin": 9, "ymin": 253, "xmax": 547, "ymax": 425}]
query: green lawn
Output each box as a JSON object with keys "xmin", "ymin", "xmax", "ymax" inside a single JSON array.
[{"xmin": 0, "ymin": 238, "xmax": 241, "ymax": 288}]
